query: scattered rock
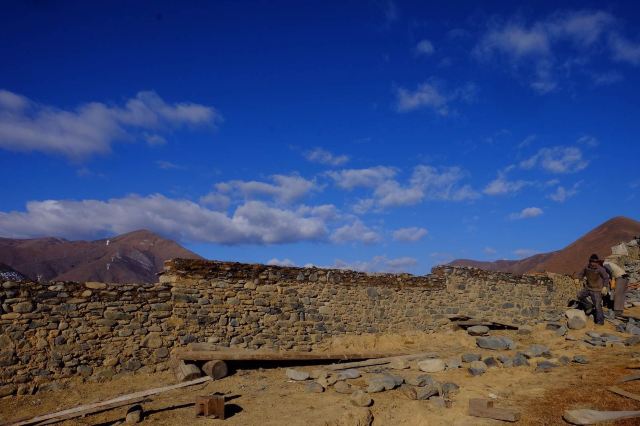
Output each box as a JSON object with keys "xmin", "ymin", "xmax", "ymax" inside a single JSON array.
[
  {"xmin": 572, "ymin": 355, "xmax": 589, "ymax": 364},
  {"xmin": 418, "ymin": 359, "xmax": 446, "ymax": 373},
  {"xmin": 337, "ymin": 369, "xmax": 361, "ymax": 380},
  {"xmin": 497, "ymin": 355, "xmax": 513, "ymax": 368},
  {"xmin": 0, "ymin": 384, "xmax": 16, "ymax": 397},
  {"xmin": 462, "ymin": 353, "xmax": 481, "ymax": 363},
  {"xmin": 445, "ymin": 357, "xmax": 461, "ymax": 370},
  {"xmin": 512, "ymin": 353, "xmax": 529, "ymax": 367},
  {"xmin": 334, "ymin": 381, "xmax": 353, "ymax": 394},
  {"xmin": 350, "ymin": 390, "xmax": 372, "ymax": 407},
  {"xmin": 125, "ymin": 404, "xmax": 143, "ymax": 424},
  {"xmin": 468, "ymin": 361, "xmax": 487, "ymax": 376},
  {"xmin": 517, "ymin": 326, "xmax": 533, "ymax": 335},
  {"xmin": 389, "ymin": 358, "xmax": 410, "ymax": 370},
  {"xmin": 476, "ymin": 336, "xmax": 516, "ymax": 350},
  {"xmin": 555, "ymin": 325, "xmax": 568, "ymax": 337},
  {"xmin": 524, "ymin": 344, "xmax": 551, "ymax": 358},
  {"xmin": 406, "ymin": 374, "xmax": 436, "ymax": 387},
  {"xmin": 286, "ymin": 368, "xmax": 309, "ymax": 381},
  {"xmin": 310, "ymin": 369, "xmax": 328, "ymax": 380},
  {"xmin": 416, "ymin": 383, "xmax": 440, "ymax": 400},
  {"xmin": 441, "ymin": 382, "xmax": 460, "ymax": 398},
  {"xmin": 305, "ymin": 382, "xmax": 324, "ymax": 393},
  {"xmin": 535, "ymin": 361, "xmax": 557, "ymax": 373},
  {"xmin": 142, "ymin": 333, "xmax": 163, "ymax": 349},
  {"xmin": 559, "ymin": 355, "xmax": 570, "ymax": 366},
  {"xmin": 77, "ymin": 365, "xmax": 93, "ymax": 378},
  {"xmin": 483, "ymin": 357, "xmax": 498, "ymax": 368},
  {"xmin": 625, "ymin": 336, "xmax": 640, "ymax": 346},
  {"xmin": 566, "ymin": 309, "xmax": 587, "ymax": 330},
  {"xmin": 398, "ymin": 384, "xmax": 417, "ymax": 400},
  {"xmin": 467, "ymin": 325, "xmax": 490, "ymax": 336}
]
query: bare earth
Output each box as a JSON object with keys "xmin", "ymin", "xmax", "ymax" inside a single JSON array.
[{"xmin": 3, "ymin": 318, "xmax": 640, "ymax": 426}]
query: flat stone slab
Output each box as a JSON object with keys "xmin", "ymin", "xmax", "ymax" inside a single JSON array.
[{"xmin": 476, "ymin": 336, "xmax": 516, "ymax": 350}]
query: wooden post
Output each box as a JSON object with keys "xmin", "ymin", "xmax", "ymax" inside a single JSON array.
[
  {"xmin": 195, "ymin": 395, "xmax": 225, "ymax": 419},
  {"xmin": 202, "ymin": 360, "xmax": 228, "ymax": 380}
]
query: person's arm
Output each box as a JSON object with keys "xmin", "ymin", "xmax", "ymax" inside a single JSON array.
[{"xmin": 598, "ymin": 265, "xmax": 610, "ymax": 288}]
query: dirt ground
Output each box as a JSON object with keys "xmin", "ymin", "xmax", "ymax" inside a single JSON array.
[{"xmin": 3, "ymin": 320, "xmax": 640, "ymax": 426}]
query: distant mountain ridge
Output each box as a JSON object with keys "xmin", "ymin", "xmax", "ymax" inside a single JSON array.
[
  {"xmin": 450, "ymin": 216, "xmax": 640, "ymax": 276},
  {"xmin": 0, "ymin": 230, "xmax": 203, "ymax": 283}
]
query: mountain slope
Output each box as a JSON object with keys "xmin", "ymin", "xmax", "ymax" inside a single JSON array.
[
  {"xmin": 0, "ymin": 230, "xmax": 203, "ymax": 283},
  {"xmin": 450, "ymin": 216, "xmax": 640, "ymax": 276}
]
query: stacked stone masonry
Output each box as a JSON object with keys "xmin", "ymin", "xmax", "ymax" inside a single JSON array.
[{"xmin": 13, "ymin": 246, "xmax": 640, "ymax": 397}]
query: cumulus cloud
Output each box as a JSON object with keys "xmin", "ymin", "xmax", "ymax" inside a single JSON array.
[
  {"xmin": 392, "ymin": 227, "xmax": 428, "ymax": 242},
  {"xmin": 509, "ymin": 207, "xmax": 544, "ymax": 220},
  {"xmin": 415, "ymin": 39, "xmax": 435, "ymax": 56},
  {"xmin": 330, "ymin": 220, "xmax": 381, "ymax": 244},
  {"xmin": 520, "ymin": 146, "xmax": 588, "ymax": 173},
  {"xmin": 483, "ymin": 247, "xmax": 497, "ymax": 255},
  {"xmin": 155, "ymin": 160, "xmax": 183, "ymax": 170},
  {"xmin": 267, "ymin": 258, "xmax": 296, "ymax": 267},
  {"xmin": 331, "ymin": 165, "xmax": 479, "ymax": 211},
  {"xmin": 0, "ymin": 90, "xmax": 220, "ymax": 160},
  {"xmin": 395, "ymin": 80, "xmax": 477, "ymax": 115},
  {"xmin": 334, "ymin": 255, "xmax": 417, "ymax": 273},
  {"xmin": 214, "ymin": 174, "xmax": 318, "ymax": 204},
  {"xmin": 483, "ymin": 173, "xmax": 529, "ymax": 195},
  {"xmin": 304, "ymin": 148, "xmax": 349, "ymax": 166},
  {"xmin": 0, "ymin": 195, "xmax": 331, "ymax": 245},
  {"xmin": 473, "ymin": 10, "xmax": 638, "ymax": 92},
  {"xmin": 548, "ymin": 183, "xmax": 580, "ymax": 202}
]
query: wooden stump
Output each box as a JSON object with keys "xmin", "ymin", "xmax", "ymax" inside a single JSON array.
[
  {"xmin": 195, "ymin": 395, "xmax": 225, "ymax": 419},
  {"xmin": 202, "ymin": 360, "xmax": 228, "ymax": 380},
  {"xmin": 170, "ymin": 358, "xmax": 202, "ymax": 382}
]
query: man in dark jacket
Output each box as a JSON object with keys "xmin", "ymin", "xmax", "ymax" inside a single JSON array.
[{"xmin": 577, "ymin": 254, "xmax": 610, "ymax": 325}]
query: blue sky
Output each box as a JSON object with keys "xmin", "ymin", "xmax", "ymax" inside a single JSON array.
[{"xmin": 1, "ymin": 0, "xmax": 639, "ymax": 273}]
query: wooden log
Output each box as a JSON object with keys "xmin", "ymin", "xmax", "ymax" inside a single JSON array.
[
  {"xmin": 174, "ymin": 348, "xmax": 410, "ymax": 362},
  {"xmin": 170, "ymin": 358, "xmax": 203, "ymax": 382},
  {"xmin": 1, "ymin": 376, "xmax": 212, "ymax": 426},
  {"xmin": 325, "ymin": 352, "xmax": 435, "ymax": 371},
  {"xmin": 468, "ymin": 398, "xmax": 520, "ymax": 422},
  {"xmin": 563, "ymin": 409, "xmax": 640, "ymax": 425},
  {"xmin": 617, "ymin": 373, "xmax": 640, "ymax": 383},
  {"xmin": 202, "ymin": 360, "xmax": 228, "ymax": 379},
  {"xmin": 608, "ymin": 386, "xmax": 640, "ymax": 402}
]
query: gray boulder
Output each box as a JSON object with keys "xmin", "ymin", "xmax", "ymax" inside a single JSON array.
[
  {"xmin": 468, "ymin": 361, "xmax": 487, "ymax": 376},
  {"xmin": 286, "ymin": 368, "xmax": 309, "ymax": 381},
  {"xmin": 467, "ymin": 325, "xmax": 490, "ymax": 336},
  {"xmin": 566, "ymin": 309, "xmax": 587, "ymax": 330},
  {"xmin": 476, "ymin": 336, "xmax": 516, "ymax": 350},
  {"xmin": 461, "ymin": 353, "xmax": 481, "ymax": 363}
]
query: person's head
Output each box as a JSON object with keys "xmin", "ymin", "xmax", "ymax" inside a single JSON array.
[{"xmin": 589, "ymin": 254, "xmax": 599, "ymax": 265}]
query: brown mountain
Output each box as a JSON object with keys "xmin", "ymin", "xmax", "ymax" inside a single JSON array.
[
  {"xmin": 449, "ymin": 216, "xmax": 640, "ymax": 276},
  {"xmin": 0, "ymin": 230, "xmax": 203, "ymax": 283}
]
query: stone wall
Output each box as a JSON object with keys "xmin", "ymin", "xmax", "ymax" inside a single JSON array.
[{"xmin": 0, "ymin": 260, "xmax": 581, "ymax": 396}]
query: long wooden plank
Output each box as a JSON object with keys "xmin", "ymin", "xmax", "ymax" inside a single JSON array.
[
  {"xmin": 325, "ymin": 352, "xmax": 435, "ymax": 371},
  {"xmin": 174, "ymin": 348, "xmax": 411, "ymax": 362},
  {"xmin": 609, "ymin": 386, "xmax": 640, "ymax": 402},
  {"xmin": 563, "ymin": 409, "xmax": 640, "ymax": 425},
  {"xmin": 2, "ymin": 376, "xmax": 212, "ymax": 426},
  {"xmin": 617, "ymin": 373, "xmax": 640, "ymax": 383}
]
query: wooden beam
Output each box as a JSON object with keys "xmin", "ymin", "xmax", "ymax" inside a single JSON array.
[
  {"xmin": 468, "ymin": 398, "xmax": 520, "ymax": 422},
  {"xmin": 563, "ymin": 409, "xmax": 640, "ymax": 425},
  {"xmin": 325, "ymin": 352, "xmax": 435, "ymax": 371},
  {"xmin": 608, "ymin": 386, "xmax": 640, "ymax": 402},
  {"xmin": 173, "ymin": 348, "xmax": 412, "ymax": 362},
  {"xmin": 617, "ymin": 373, "xmax": 640, "ymax": 383},
  {"xmin": 1, "ymin": 376, "xmax": 212, "ymax": 426}
]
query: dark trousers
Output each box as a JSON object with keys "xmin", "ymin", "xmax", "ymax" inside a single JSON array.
[
  {"xmin": 577, "ymin": 288, "xmax": 604, "ymax": 324},
  {"xmin": 614, "ymin": 277, "xmax": 629, "ymax": 313}
]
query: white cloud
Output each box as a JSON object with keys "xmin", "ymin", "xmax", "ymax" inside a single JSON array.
[
  {"xmin": 0, "ymin": 195, "xmax": 331, "ymax": 245},
  {"xmin": 334, "ymin": 255, "xmax": 417, "ymax": 273},
  {"xmin": 0, "ymin": 90, "xmax": 220, "ymax": 160},
  {"xmin": 483, "ymin": 247, "xmax": 497, "ymax": 255},
  {"xmin": 509, "ymin": 207, "xmax": 544, "ymax": 220},
  {"xmin": 328, "ymin": 166, "xmax": 397, "ymax": 189},
  {"xmin": 577, "ymin": 135, "xmax": 599, "ymax": 147},
  {"xmin": 392, "ymin": 227, "xmax": 428, "ymax": 242},
  {"xmin": 155, "ymin": 160, "xmax": 183, "ymax": 170},
  {"xmin": 333, "ymin": 165, "xmax": 478, "ymax": 211},
  {"xmin": 267, "ymin": 258, "xmax": 296, "ymax": 267},
  {"xmin": 473, "ymin": 10, "xmax": 629, "ymax": 93},
  {"xmin": 304, "ymin": 148, "xmax": 349, "ymax": 166},
  {"xmin": 415, "ymin": 39, "xmax": 435, "ymax": 56},
  {"xmin": 548, "ymin": 183, "xmax": 580, "ymax": 202},
  {"xmin": 609, "ymin": 33, "xmax": 640, "ymax": 65},
  {"xmin": 520, "ymin": 146, "xmax": 588, "ymax": 173},
  {"xmin": 483, "ymin": 173, "xmax": 529, "ymax": 195},
  {"xmin": 514, "ymin": 248, "xmax": 539, "ymax": 258},
  {"xmin": 395, "ymin": 81, "xmax": 476, "ymax": 115},
  {"xmin": 330, "ymin": 220, "xmax": 381, "ymax": 244},
  {"xmin": 214, "ymin": 174, "xmax": 318, "ymax": 204}
]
